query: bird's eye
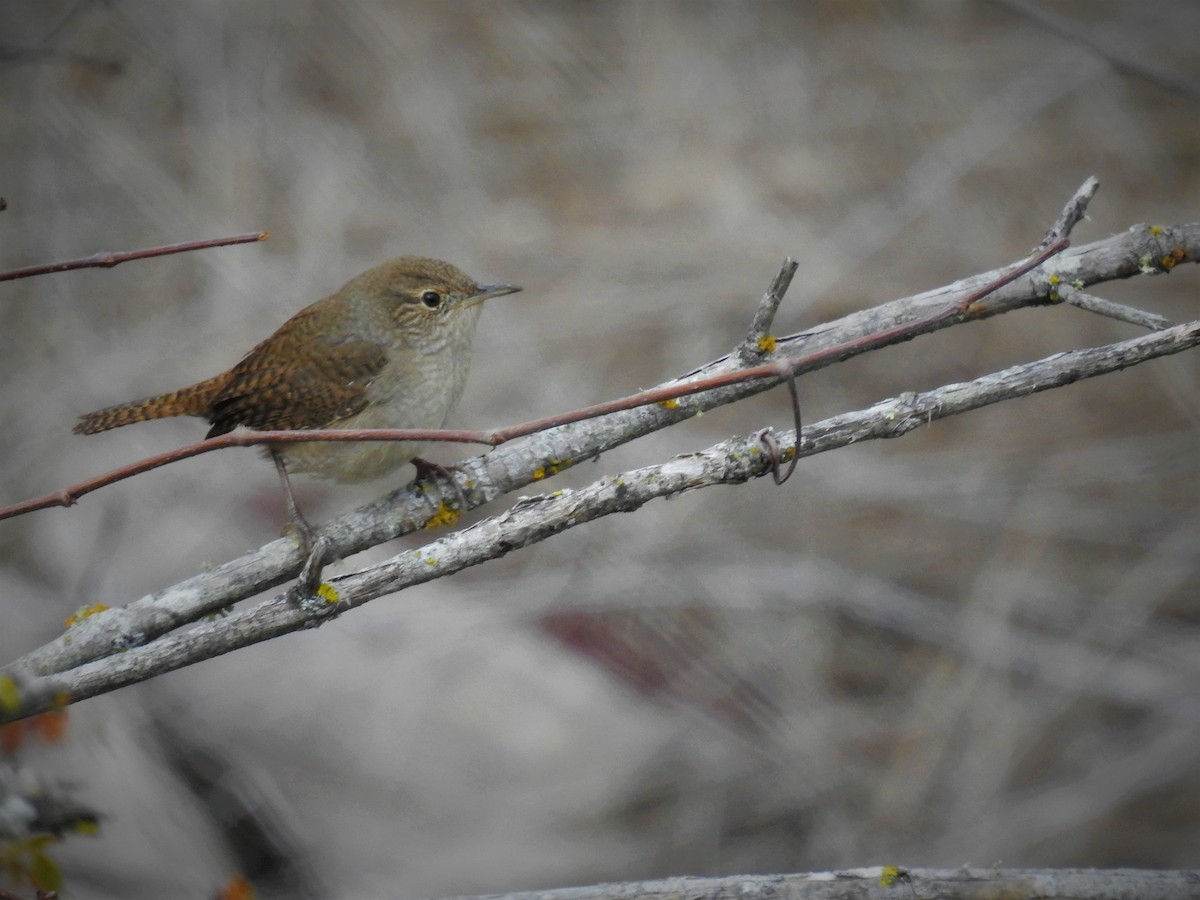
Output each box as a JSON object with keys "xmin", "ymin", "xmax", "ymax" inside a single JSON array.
[{"xmin": 420, "ymin": 290, "xmax": 443, "ymax": 309}]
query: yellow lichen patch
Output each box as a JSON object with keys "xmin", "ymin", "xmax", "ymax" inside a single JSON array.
[
  {"xmin": 424, "ymin": 502, "xmax": 461, "ymax": 529},
  {"xmin": 533, "ymin": 459, "xmax": 572, "ymax": 480},
  {"xmin": 757, "ymin": 334, "xmax": 777, "ymax": 353},
  {"xmin": 658, "ymin": 398, "xmax": 679, "ymax": 410},
  {"xmin": 1047, "ymin": 273, "xmax": 1062, "ymax": 302},
  {"xmin": 316, "ymin": 583, "xmax": 340, "ymax": 605},
  {"xmin": 73, "ymin": 818, "xmax": 101, "ymax": 837},
  {"xmin": 0, "ymin": 675, "xmax": 19, "ymax": 712},
  {"xmin": 879, "ymin": 866, "xmax": 909, "ymax": 887},
  {"xmin": 1138, "ymin": 247, "xmax": 1184, "ymax": 274},
  {"xmin": 1149, "ymin": 225, "xmax": 1163, "ymax": 236},
  {"xmin": 64, "ymin": 603, "xmax": 110, "ymax": 628}
]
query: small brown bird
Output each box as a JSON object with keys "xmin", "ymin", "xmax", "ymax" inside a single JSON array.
[{"xmin": 75, "ymin": 255, "xmax": 520, "ymax": 541}]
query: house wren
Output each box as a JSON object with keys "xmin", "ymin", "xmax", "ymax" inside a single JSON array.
[{"xmin": 74, "ymin": 255, "xmax": 520, "ymax": 536}]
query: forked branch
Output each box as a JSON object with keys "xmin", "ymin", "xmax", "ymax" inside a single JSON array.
[{"xmin": 1, "ymin": 181, "xmax": 1197, "ymax": 721}]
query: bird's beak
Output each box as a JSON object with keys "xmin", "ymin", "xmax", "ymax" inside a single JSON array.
[{"xmin": 464, "ymin": 282, "xmax": 522, "ymax": 308}]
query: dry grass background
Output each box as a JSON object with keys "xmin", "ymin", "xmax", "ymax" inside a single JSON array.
[{"xmin": 2, "ymin": 2, "xmax": 1199, "ymax": 898}]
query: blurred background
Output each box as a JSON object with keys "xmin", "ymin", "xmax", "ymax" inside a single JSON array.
[{"xmin": 2, "ymin": 2, "xmax": 1199, "ymax": 897}]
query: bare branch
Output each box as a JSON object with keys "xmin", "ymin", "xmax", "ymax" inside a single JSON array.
[
  {"xmin": 1056, "ymin": 283, "xmax": 1173, "ymax": 331},
  {"xmin": 0, "ymin": 181, "xmax": 1109, "ymax": 521},
  {"xmin": 4, "ymin": 314, "xmax": 1198, "ymax": 719},
  {"xmin": 0, "ymin": 234, "xmax": 1067, "ymax": 522},
  {"xmin": 0, "ymin": 427, "xmax": 498, "ymax": 522},
  {"xmin": 427, "ymin": 867, "xmax": 1200, "ymax": 900},
  {"xmin": 1040, "ymin": 174, "xmax": 1099, "ymax": 248},
  {"xmin": 1, "ymin": 197, "xmax": 1195, "ymax": 703},
  {"xmin": 4, "ymin": 221, "xmax": 1196, "ymax": 688},
  {"xmin": 737, "ymin": 256, "xmax": 798, "ymax": 365},
  {"xmin": 0, "ymin": 231, "xmax": 269, "ymax": 282}
]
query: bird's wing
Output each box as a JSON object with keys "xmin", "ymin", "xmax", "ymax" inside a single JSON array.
[{"xmin": 206, "ymin": 335, "xmax": 389, "ymax": 437}]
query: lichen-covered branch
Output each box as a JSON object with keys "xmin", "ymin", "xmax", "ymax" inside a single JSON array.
[
  {"xmin": 4, "ymin": 312, "xmax": 1199, "ymax": 720},
  {"xmin": 427, "ymin": 866, "xmax": 1200, "ymax": 900}
]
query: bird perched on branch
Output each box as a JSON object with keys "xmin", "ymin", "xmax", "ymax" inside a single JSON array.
[{"xmin": 75, "ymin": 255, "xmax": 521, "ymax": 542}]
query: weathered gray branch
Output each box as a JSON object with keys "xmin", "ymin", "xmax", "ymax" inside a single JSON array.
[
  {"xmin": 5, "ymin": 309, "xmax": 1199, "ymax": 718},
  {"xmin": 1, "ymin": 206, "xmax": 1197, "ymax": 718},
  {"xmin": 429, "ymin": 866, "xmax": 1200, "ymax": 900},
  {"xmin": 1057, "ymin": 283, "xmax": 1173, "ymax": 330}
]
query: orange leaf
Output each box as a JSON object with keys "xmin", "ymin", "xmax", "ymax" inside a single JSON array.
[
  {"xmin": 31, "ymin": 710, "xmax": 69, "ymax": 744},
  {"xmin": 216, "ymin": 873, "xmax": 256, "ymax": 900},
  {"xmin": 0, "ymin": 720, "xmax": 24, "ymax": 755}
]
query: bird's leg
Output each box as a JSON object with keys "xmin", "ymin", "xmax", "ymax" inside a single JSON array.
[
  {"xmin": 272, "ymin": 448, "xmax": 338, "ymax": 607},
  {"xmin": 271, "ymin": 448, "xmax": 316, "ymax": 552},
  {"xmin": 411, "ymin": 457, "xmax": 469, "ymax": 512}
]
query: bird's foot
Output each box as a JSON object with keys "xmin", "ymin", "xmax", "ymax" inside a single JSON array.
[
  {"xmin": 281, "ymin": 514, "xmax": 316, "ymax": 553},
  {"xmin": 411, "ymin": 457, "xmax": 470, "ymax": 512}
]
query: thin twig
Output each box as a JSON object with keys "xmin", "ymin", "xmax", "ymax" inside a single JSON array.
[
  {"xmin": 5, "ymin": 317, "xmax": 1200, "ymax": 719},
  {"xmin": 0, "ymin": 428, "xmax": 496, "ymax": 521},
  {"xmin": 430, "ymin": 867, "xmax": 1200, "ymax": 900},
  {"xmin": 0, "ymin": 236, "xmax": 1068, "ymax": 522},
  {"xmin": 0, "ymin": 231, "xmax": 269, "ymax": 282},
  {"xmin": 5, "ymin": 214, "xmax": 1194, "ymax": 685},
  {"xmin": 738, "ymin": 257, "xmax": 798, "ymax": 365},
  {"xmin": 1057, "ymin": 284, "xmax": 1173, "ymax": 331},
  {"xmin": 756, "ymin": 369, "xmax": 802, "ymax": 486},
  {"xmin": 1040, "ymin": 175, "xmax": 1099, "ymax": 248},
  {"xmin": 1, "ymin": 182, "xmax": 1096, "ymax": 521}
]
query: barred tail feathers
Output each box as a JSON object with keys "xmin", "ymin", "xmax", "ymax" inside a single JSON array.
[{"xmin": 73, "ymin": 375, "xmax": 229, "ymax": 435}]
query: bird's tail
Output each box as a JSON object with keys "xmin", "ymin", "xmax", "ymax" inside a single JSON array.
[{"xmin": 73, "ymin": 374, "xmax": 230, "ymax": 435}]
